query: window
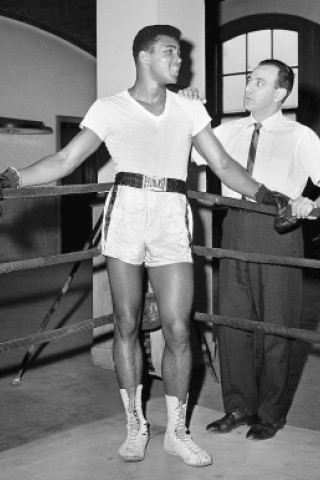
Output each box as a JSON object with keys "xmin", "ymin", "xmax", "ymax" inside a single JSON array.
[{"xmin": 222, "ymin": 29, "xmax": 298, "ymax": 116}]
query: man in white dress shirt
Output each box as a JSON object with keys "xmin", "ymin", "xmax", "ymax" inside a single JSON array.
[{"xmin": 203, "ymin": 59, "xmax": 320, "ymax": 440}]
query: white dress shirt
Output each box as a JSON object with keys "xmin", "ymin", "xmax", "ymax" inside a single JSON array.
[{"xmin": 193, "ymin": 110, "xmax": 320, "ymax": 199}]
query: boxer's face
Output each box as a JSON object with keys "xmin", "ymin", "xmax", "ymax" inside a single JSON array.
[{"xmin": 142, "ymin": 35, "xmax": 182, "ymax": 85}]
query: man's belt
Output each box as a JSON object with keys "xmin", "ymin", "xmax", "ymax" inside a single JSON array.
[{"xmin": 114, "ymin": 172, "xmax": 186, "ymax": 194}]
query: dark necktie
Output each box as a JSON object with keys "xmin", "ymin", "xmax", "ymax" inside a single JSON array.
[{"xmin": 246, "ymin": 122, "xmax": 262, "ymax": 175}]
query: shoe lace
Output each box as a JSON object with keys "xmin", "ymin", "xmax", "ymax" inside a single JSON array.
[
  {"xmin": 175, "ymin": 407, "xmax": 201, "ymax": 455},
  {"xmin": 126, "ymin": 409, "xmax": 141, "ymax": 452}
]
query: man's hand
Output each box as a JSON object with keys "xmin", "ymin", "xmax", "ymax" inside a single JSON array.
[
  {"xmin": 255, "ymin": 184, "xmax": 298, "ymax": 233},
  {"xmin": 291, "ymin": 195, "xmax": 317, "ymax": 219},
  {"xmin": 178, "ymin": 86, "xmax": 206, "ymax": 104}
]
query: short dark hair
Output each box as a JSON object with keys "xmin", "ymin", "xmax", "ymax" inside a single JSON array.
[
  {"xmin": 258, "ymin": 59, "xmax": 294, "ymax": 103},
  {"xmin": 132, "ymin": 25, "xmax": 181, "ymax": 63}
]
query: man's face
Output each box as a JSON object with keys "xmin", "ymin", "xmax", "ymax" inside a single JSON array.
[
  {"xmin": 147, "ymin": 35, "xmax": 182, "ymax": 84},
  {"xmin": 244, "ymin": 64, "xmax": 282, "ymax": 117}
]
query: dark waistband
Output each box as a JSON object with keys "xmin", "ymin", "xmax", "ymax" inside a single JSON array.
[{"xmin": 114, "ymin": 172, "xmax": 186, "ymax": 194}]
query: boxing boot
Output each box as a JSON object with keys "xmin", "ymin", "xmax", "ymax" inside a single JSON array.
[
  {"xmin": 118, "ymin": 385, "xmax": 149, "ymax": 462},
  {"xmin": 164, "ymin": 394, "xmax": 212, "ymax": 467}
]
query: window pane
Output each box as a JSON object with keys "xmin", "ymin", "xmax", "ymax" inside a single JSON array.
[
  {"xmin": 223, "ymin": 35, "xmax": 246, "ymax": 74},
  {"xmin": 247, "ymin": 30, "xmax": 271, "ymax": 71},
  {"xmin": 223, "ymin": 74, "xmax": 246, "ymax": 113},
  {"xmin": 283, "ymin": 68, "xmax": 298, "ymax": 108},
  {"xmin": 273, "ymin": 30, "xmax": 298, "ymax": 66}
]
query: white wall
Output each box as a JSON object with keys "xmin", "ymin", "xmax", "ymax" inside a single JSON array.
[
  {"xmin": 158, "ymin": 0, "xmax": 206, "ymax": 93},
  {"xmin": 96, "ymin": 0, "xmax": 206, "ymax": 184},
  {"xmin": 0, "ymin": 16, "xmax": 96, "ymax": 172},
  {"xmin": 219, "ymin": 0, "xmax": 320, "ymax": 25},
  {"xmin": 97, "ymin": 0, "xmax": 205, "ymax": 97},
  {"xmin": 97, "ymin": 0, "xmax": 158, "ymax": 97}
]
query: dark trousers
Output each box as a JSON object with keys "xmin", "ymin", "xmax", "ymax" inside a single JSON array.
[{"xmin": 218, "ymin": 209, "xmax": 303, "ymax": 425}]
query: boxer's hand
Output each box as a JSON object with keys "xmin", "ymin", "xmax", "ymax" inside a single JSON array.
[
  {"xmin": 255, "ymin": 184, "xmax": 298, "ymax": 233},
  {"xmin": 178, "ymin": 86, "xmax": 206, "ymax": 104},
  {"xmin": 0, "ymin": 167, "xmax": 20, "ymax": 197}
]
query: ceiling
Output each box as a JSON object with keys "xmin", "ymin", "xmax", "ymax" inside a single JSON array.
[
  {"xmin": 0, "ymin": 0, "xmax": 97, "ymax": 56},
  {"xmin": 0, "ymin": 1, "xmax": 226, "ymax": 58}
]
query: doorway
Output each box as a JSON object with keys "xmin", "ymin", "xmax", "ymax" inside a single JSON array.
[{"xmin": 57, "ymin": 116, "xmax": 107, "ymax": 253}]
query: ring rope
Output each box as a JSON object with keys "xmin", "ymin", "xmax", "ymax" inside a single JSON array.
[
  {"xmin": 2, "ymin": 244, "xmax": 320, "ymax": 276},
  {"xmin": 193, "ymin": 245, "xmax": 320, "ymax": 269},
  {"xmin": 0, "ymin": 187, "xmax": 319, "ymax": 359},
  {"xmin": 194, "ymin": 313, "xmax": 320, "ymax": 344},
  {"xmin": 0, "ymin": 315, "xmax": 113, "ymax": 354},
  {"xmin": 187, "ymin": 189, "xmax": 320, "ymax": 218},
  {"xmin": 0, "ymin": 248, "xmax": 100, "ymax": 275},
  {"xmin": 1, "ymin": 183, "xmax": 113, "ymax": 199},
  {"xmin": 2, "ymin": 186, "xmax": 320, "ymax": 218},
  {"xmin": 188, "ymin": 189, "xmax": 274, "ymax": 214},
  {"xmin": 1, "ymin": 311, "xmax": 320, "ymax": 355}
]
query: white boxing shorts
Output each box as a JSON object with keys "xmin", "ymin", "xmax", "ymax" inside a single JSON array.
[{"xmin": 101, "ymin": 184, "xmax": 193, "ymax": 267}]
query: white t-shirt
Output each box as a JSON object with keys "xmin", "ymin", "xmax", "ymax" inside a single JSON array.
[
  {"xmin": 193, "ymin": 110, "xmax": 320, "ymax": 199},
  {"xmin": 80, "ymin": 89, "xmax": 211, "ymax": 181}
]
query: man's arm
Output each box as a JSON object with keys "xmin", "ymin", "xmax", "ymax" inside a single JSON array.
[
  {"xmin": 193, "ymin": 124, "xmax": 298, "ymax": 233},
  {"xmin": 18, "ymin": 127, "xmax": 102, "ymax": 187},
  {"xmin": 192, "ymin": 124, "xmax": 260, "ymax": 198}
]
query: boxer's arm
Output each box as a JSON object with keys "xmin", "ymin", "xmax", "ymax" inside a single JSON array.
[
  {"xmin": 193, "ymin": 125, "xmax": 298, "ymax": 234},
  {"xmin": 192, "ymin": 124, "xmax": 261, "ymax": 199},
  {"xmin": 0, "ymin": 127, "xmax": 102, "ymax": 191},
  {"xmin": 20, "ymin": 127, "xmax": 102, "ymax": 187}
]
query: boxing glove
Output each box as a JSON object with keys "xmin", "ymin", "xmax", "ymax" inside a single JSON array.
[{"xmin": 255, "ymin": 184, "xmax": 298, "ymax": 234}]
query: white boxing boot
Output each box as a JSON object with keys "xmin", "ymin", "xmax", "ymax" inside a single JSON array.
[
  {"xmin": 164, "ymin": 394, "xmax": 213, "ymax": 467},
  {"xmin": 119, "ymin": 386, "xmax": 149, "ymax": 462}
]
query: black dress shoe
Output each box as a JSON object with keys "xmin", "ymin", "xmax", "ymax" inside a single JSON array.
[
  {"xmin": 206, "ymin": 412, "xmax": 255, "ymax": 434},
  {"xmin": 246, "ymin": 418, "xmax": 286, "ymax": 441}
]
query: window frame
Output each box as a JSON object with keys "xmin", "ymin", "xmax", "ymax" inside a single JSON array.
[
  {"xmin": 204, "ymin": 10, "xmax": 320, "ymax": 254},
  {"xmin": 205, "ymin": 13, "xmax": 320, "ymax": 132},
  {"xmin": 221, "ymin": 29, "xmax": 298, "ymax": 116}
]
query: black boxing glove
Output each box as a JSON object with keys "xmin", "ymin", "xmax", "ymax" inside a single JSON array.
[
  {"xmin": 0, "ymin": 167, "xmax": 21, "ymax": 194},
  {"xmin": 255, "ymin": 184, "xmax": 298, "ymax": 234}
]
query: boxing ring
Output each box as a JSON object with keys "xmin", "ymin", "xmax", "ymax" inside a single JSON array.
[{"xmin": 1, "ymin": 183, "xmax": 320, "ymax": 384}]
